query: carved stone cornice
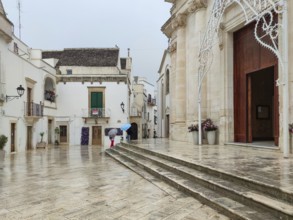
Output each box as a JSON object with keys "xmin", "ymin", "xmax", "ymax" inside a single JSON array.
[
  {"xmin": 168, "ymin": 42, "xmax": 177, "ymax": 53},
  {"xmin": 171, "ymin": 13, "xmax": 187, "ymax": 30},
  {"xmin": 188, "ymin": 0, "xmax": 207, "ymax": 13}
]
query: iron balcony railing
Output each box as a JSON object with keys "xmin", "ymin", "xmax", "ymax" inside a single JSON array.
[
  {"xmin": 24, "ymin": 102, "xmax": 43, "ymax": 117},
  {"xmin": 82, "ymin": 108, "xmax": 111, "ymax": 118}
]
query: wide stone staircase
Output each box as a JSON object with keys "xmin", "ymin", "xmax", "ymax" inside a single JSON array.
[{"xmin": 105, "ymin": 142, "xmax": 293, "ymax": 220}]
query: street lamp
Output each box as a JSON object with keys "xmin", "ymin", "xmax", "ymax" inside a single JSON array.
[
  {"xmin": 6, "ymin": 85, "xmax": 25, "ymax": 102},
  {"xmin": 120, "ymin": 102, "xmax": 125, "ymax": 113}
]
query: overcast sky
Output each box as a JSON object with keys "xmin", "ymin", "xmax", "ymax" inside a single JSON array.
[{"xmin": 2, "ymin": 0, "xmax": 171, "ymax": 84}]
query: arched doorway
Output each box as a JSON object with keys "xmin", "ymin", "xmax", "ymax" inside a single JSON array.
[
  {"xmin": 234, "ymin": 21, "xmax": 279, "ymax": 145},
  {"xmin": 130, "ymin": 123, "xmax": 138, "ymax": 140}
]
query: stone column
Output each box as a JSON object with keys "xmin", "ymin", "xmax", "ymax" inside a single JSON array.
[
  {"xmin": 186, "ymin": 1, "xmax": 207, "ymax": 126},
  {"xmin": 173, "ymin": 13, "xmax": 187, "ymax": 123}
]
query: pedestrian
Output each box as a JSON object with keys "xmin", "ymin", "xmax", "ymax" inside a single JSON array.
[
  {"xmin": 109, "ymin": 135, "xmax": 115, "ymax": 148},
  {"xmin": 126, "ymin": 128, "xmax": 132, "ymax": 142}
]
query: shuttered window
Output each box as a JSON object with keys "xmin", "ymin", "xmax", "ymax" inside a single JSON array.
[{"xmin": 91, "ymin": 92, "xmax": 103, "ymax": 108}]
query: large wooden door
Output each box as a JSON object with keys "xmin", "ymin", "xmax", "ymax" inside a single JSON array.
[
  {"xmin": 11, "ymin": 123, "xmax": 16, "ymax": 152},
  {"xmin": 234, "ymin": 20, "xmax": 279, "ymax": 144},
  {"xmin": 92, "ymin": 126, "xmax": 102, "ymax": 145},
  {"xmin": 59, "ymin": 125, "xmax": 67, "ymax": 143}
]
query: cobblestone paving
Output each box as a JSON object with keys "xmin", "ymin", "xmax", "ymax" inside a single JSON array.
[{"xmin": 0, "ymin": 145, "xmax": 229, "ymax": 220}]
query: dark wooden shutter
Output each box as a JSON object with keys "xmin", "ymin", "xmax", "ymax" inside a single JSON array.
[{"xmin": 91, "ymin": 92, "xmax": 103, "ymax": 108}]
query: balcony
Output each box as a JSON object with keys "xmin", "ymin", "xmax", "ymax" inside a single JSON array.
[
  {"xmin": 24, "ymin": 102, "xmax": 43, "ymax": 123},
  {"xmin": 147, "ymin": 98, "xmax": 156, "ymax": 106},
  {"xmin": 44, "ymin": 90, "xmax": 56, "ymax": 103},
  {"xmin": 25, "ymin": 102, "xmax": 43, "ymax": 117},
  {"xmin": 130, "ymin": 108, "xmax": 142, "ymax": 117},
  {"xmin": 82, "ymin": 108, "xmax": 111, "ymax": 124}
]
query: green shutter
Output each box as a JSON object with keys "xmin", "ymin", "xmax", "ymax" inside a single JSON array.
[{"xmin": 91, "ymin": 92, "xmax": 103, "ymax": 108}]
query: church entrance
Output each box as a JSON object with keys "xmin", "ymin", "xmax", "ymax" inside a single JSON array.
[
  {"xmin": 247, "ymin": 67, "xmax": 275, "ymax": 142},
  {"xmin": 233, "ymin": 21, "xmax": 279, "ymax": 146}
]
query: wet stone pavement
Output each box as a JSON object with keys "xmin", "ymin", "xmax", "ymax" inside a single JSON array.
[
  {"xmin": 0, "ymin": 145, "xmax": 229, "ymax": 220},
  {"xmin": 131, "ymin": 139, "xmax": 293, "ymax": 193}
]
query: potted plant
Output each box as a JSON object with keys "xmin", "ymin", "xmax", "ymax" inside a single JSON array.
[
  {"xmin": 188, "ymin": 124, "xmax": 199, "ymax": 144},
  {"xmin": 202, "ymin": 119, "xmax": 218, "ymax": 145},
  {"xmin": 0, "ymin": 135, "xmax": 8, "ymax": 168},
  {"xmin": 37, "ymin": 132, "xmax": 46, "ymax": 148}
]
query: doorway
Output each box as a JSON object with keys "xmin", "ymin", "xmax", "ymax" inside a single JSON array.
[
  {"xmin": 11, "ymin": 123, "xmax": 16, "ymax": 152},
  {"xmin": 233, "ymin": 20, "xmax": 279, "ymax": 145},
  {"xmin": 59, "ymin": 125, "xmax": 68, "ymax": 144},
  {"xmin": 26, "ymin": 126, "xmax": 33, "ymax": 150},
  {"xmin": 130, "ymin": 123, "xmax": 138, "ymax": 140},
  {"xmin": 92, "ymin": 126, "xmax": 102, "ymax": 145},
  {"xmin": 247, "ymin": 67, "xmax": 275, "ymax": 142},
  {"xmin": 165, "ymin": 115, "xmax": 170, "ymax": 138},
  {"xmin": 48, "ymin": 119, "xmax": 52, "ymax": 144}
]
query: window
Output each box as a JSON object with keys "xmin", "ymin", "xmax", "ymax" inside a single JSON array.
[
  {"xmin": 14, "ymin": 42, "xmax": 19, "ymax": 54},
  {"xmin": 91, "ymin": 92, "xmax": 103, "ymax": 117},
  {"xmin": 66, "ymin": 69, "xmax": 72, "ymax": 75},
  {"xmin": 166, "ymin": 69, "xmax": 170, "ymax": 94}
]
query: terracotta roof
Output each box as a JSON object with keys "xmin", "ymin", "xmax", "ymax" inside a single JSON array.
[{"xmin": 42, "ymin": 48, "xmax": 119, "ymax": 67}]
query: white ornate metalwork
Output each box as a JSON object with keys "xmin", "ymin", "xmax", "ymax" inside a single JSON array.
[{"xmin": 197, "ymin": 0, "xmax": 287, "ymax": 155}]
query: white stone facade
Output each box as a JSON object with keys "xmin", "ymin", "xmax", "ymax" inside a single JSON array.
[
  {"xmin": 162, "ymin": 0, "xmax": 293, "ymax": 152},
  {"xmin": 157, "ymin": 50, "xmax": 171, "ymax": 138}
]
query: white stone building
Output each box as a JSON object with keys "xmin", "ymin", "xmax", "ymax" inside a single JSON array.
[
  {"xmin": 162, "ymin": 0, "xmax": 293, "ymax": 154},
  {"xmin": 42, "ymin": 48, "xmax": 132, "ymax": 147},
  {"xmin": 0, "ymin": 0, "xmax": 133, "ymax": 153},
  {"xmin": 157, "ymin": 49, "xmax": 171, "ymax": 138},
  {"xmin": 130, "ymin": 76, "xmax": 157, "ymax": 139},
  {"xmin": 0, "ymin": 2, "xmax": 57, "ymax": 153}
]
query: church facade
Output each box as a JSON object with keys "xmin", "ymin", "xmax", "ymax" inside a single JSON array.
[{"xmin": 161, "ymin": 0, "xmax": 293, "ymax": 154}]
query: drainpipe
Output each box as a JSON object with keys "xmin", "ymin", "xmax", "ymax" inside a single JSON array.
[{"xmin": 282, "ymin": 0, "xmax": 289, "ymax": 158}]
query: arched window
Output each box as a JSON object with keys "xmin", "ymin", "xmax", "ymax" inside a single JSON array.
[{"xmin": 44, "ymin": 78, "xmax": 56, "ymax": 102}]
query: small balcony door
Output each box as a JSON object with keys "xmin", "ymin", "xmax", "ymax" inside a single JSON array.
[{"xmin": 91, "ymin": 92, "xmax": 103, "ymax": 116}]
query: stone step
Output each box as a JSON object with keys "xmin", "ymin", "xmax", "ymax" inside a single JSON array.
[
  {"xmin": 106, "ymin": 149, "xmax": 278, "ymax": 220},
  {"xmin": 114, "ymin": 144, "xmax": 293, "ymax": 220},
  {"xmin": 120, "ymin": 142, "xmax": 293, "ymax": 205}
]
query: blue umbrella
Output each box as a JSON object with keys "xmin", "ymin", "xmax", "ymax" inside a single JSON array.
[{"xmin": 120, "ymin": 123, "xmax": 131, "ymax": 131}]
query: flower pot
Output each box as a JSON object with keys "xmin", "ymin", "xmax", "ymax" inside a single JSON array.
[
  {"xmin": 192, "ymin": 131, "xmax": 199, "ymax": 145},
  {"xmin": 207, "ymin": 130, "xmax": 216, "ymax": 145},
  {"xmin": 0, "ymin": 150, "xmax": 5, "ymax": 169}
]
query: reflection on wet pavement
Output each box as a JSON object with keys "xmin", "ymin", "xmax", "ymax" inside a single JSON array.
[
  {"xmin": 131, "ymin": 139, "xmax": 293, "ymax": 193},
  {"xmin": 0, "ymin": 145, "xmax": 229, "ymax": 219}
]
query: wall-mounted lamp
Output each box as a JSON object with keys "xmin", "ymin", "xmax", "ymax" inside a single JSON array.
[
  {"xmin": 6, "ymin": 85, "xmax": 25, "ymax": 102},
  {"xmin": 120, "ymin": 102, "xmax": 125, "ymax": 113}
]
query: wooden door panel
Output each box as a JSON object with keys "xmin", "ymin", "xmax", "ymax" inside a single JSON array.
[
  {"xmin": 234, "ymin": 20, "xmax": 278, "ymax": 143},
  {"xmin": 92, "ymin": 126, "xmax": 102, "ymax": 145},
  {"xmin": 60, "ymin": 126, "xmax": 67, "ymax": 143}
]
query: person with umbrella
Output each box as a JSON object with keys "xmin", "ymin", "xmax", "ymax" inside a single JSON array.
[
  {"xmin": 120, "ymin": 123, "xmax": 131, "ymax": 142},
  {"xmin": 108, "ymin": 128, "xmax": 118, "ymax": 148}
]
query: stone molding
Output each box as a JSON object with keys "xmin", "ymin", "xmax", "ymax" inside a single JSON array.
[
  {"xmin": 187, "ymin": 0, "xmax": 207, "ymax": 13},
  {"xmin": 172, "ymin": 13, "xmax": 187, "ymax": 30},
  {"xmin": 168, "ymin": 42, "xmax": 177, "ymax": 53}
]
